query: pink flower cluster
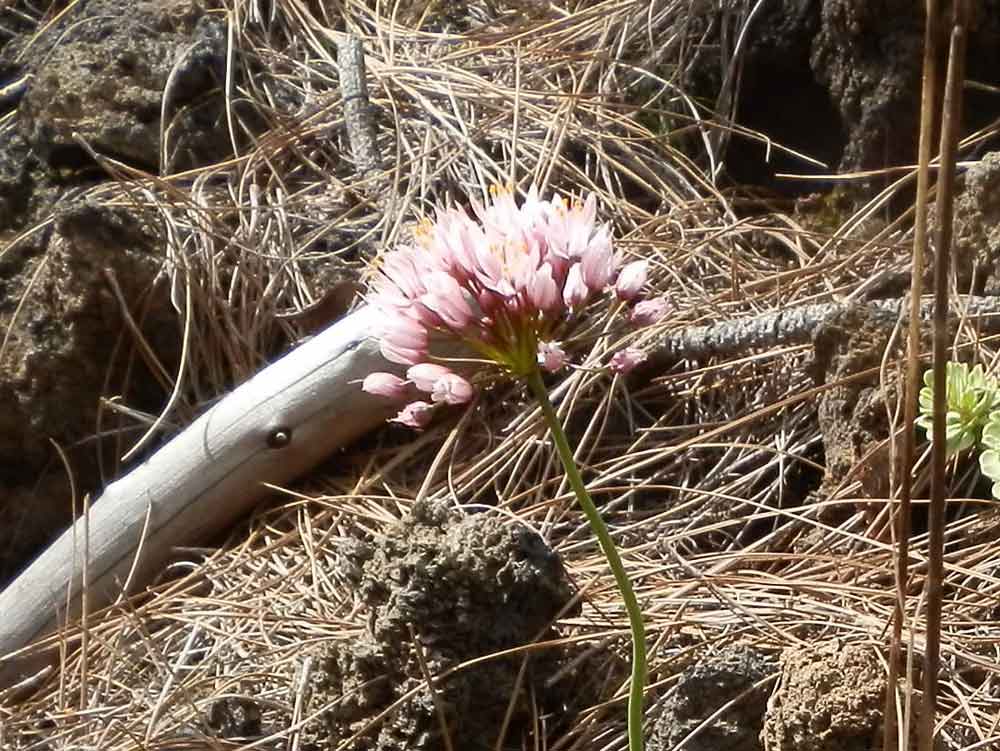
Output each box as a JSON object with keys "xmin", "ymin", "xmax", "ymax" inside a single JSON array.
[{"xmin": 362, "ymin": 184, "xmax": 668, "ymax": 427}]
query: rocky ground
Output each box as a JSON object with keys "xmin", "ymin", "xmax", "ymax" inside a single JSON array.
[{"xmin": 4, "ymin": 1, "xmax": 1000, "ymax": 749}]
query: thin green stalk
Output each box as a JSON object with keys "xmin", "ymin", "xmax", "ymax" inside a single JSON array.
[{"xmin": 526, "ymin": 367, "xmax": 647, "ymax": 751}]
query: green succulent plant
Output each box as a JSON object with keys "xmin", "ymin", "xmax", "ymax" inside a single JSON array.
[
  {"xmin": 979, "ymin": 412, "xmax": 1000, "ymax": 500},
  {"xmin": 916, "ymin": 362, "xmax": 1000, "ymax": 456}
]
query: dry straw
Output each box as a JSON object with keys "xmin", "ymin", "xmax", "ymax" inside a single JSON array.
[{"xmin": 3, "ymin": 0, "xmax": 1000, "ymax": 749}]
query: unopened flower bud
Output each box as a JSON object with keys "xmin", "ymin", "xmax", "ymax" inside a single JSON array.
[
  {"xmin": 407, "ymin": 363, "xmax": 453, "ymax": 392},
  {"xmin": 431, "ymin": 373, "xmax": 474, "ymax": 405},
  {"xmin": 610, "ymin": 347, "xmax": 647, "ymax": 375},
  {"xmin": 629, "ymin": 296, "xmax": 670, "ymax": 326},
  {"xmin": 537, "ymin": 341, "xmax": 567, "ymax": 372},
  {"xmin": 362, "ymin": 372, "xmax": 409, "ymax": 400},
  {"xmin": 391, "ymin": 401, "xmax": 435, "ymax": 429},
  {"xmin": 615, "ymin": 260, "xmax": 648, "ymax": 301}
]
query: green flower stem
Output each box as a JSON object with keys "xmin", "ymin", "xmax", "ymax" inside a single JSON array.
[{"xmin": 526, "ymin": 367, "xmax": 647, "ymax": 751}]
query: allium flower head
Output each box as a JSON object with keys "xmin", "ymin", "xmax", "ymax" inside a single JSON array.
[
  {"xmin": 365, "ymin": 184, "xmax": 659, "ymax": 426},
  {"xmin": 368, "ymin": 184, "xmax": 622, "ymax": 379}
]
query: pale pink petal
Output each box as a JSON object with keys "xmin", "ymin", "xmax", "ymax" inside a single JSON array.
[
  {"xmin": 566, "ymin": 212, "xmax": 592, "ymax": 259},
  {"xmin": 509, "ymin": 239, "xmax": 541, "ymax": 294},
  {"xmin": 407, "ymin": 362, "xmax": 454, "ymax": 392},
  {"xmin": 362, "ymin": 372, "xmax": 409, "ymax": 400},
  {"xmin": 423, "ymin": 273, "xmax": 473, "ymax": 328},
  {"xmin": 411, "ymin": 300, "xmax": 444, "ymax": 328},
  {"xmin": 579, "ymin": 192, "xmax": 597, "ymax": 225},
  {"xmin": 381, "ymin": 341, "xmax": 426, "ymax": 365},
  {"xmin": 563, "ymin": 263, "xmax": 589, "ymax": 307},
  {"xmin": 610, "ymin": 347, "xmax": 647, "ymax": 375},
  {"xmin": 380, "ymin": 316, "xmax": 428, "ymax": 350},
  {"xmin": 431, "ymin": 373, "xmax": 474, "ymax": 405},
  {"xmin": 537, "ymin": 341, "xmax": 567, "ymax": 372},
  {"xmin": 391, "ymin": 400, "xmax": 435, "ymax": 429},
  {"xmin": 630, "ymin": 296, "xmax": 670, "ymax": 326},
  {"xmin": 520, "ymin": 183, "xmax": 544, "ymax": 225},
  {"xmin": 528, "ymin": 263, "xmax": 560, "ymax": 312},
  {"xmin": 381, "ymin": 250, "xmax": 427, "ymax": 299},
  {"xmin": 615, "ymin": 260, "xmax": 648, "ymax": 301},
  {"xmin": 580, "ymin": 226, "xmax": 614, "ymax": 291}
]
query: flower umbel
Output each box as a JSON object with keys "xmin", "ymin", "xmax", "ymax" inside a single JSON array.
[{"xmin": 368, "ymin": 184, "xmax": 621, "ymax": 380}]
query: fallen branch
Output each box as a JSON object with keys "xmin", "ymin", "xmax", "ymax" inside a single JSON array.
[
  {"xmin": 336, "ymin": 33, "xmax": 380, "ymax": 176},
  {"xmin": 648, "ymin": 296, "xmax": 1000, "ymax": 363},
  {"xmin": 0, "ymin": 306, "xmax": 395, "ymax": 689}
]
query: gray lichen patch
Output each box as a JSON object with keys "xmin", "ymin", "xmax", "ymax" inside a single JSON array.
[{"xmin": 307, "ymin": 500, "xmax": 579, "ymax": 751}]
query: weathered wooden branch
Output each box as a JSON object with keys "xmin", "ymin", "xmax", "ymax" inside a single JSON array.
[
  {"xmin": 0, "ymin": 305, "xmax": 396, "ymax": 688},
  {"xmin": 648, "ymin": 296, "xmax": 1000, "ymax": 363}
]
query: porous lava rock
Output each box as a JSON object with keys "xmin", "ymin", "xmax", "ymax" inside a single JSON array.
[
  {"xmin": 0, "ymin": 0, "xmax": 228, "ymax": 231},
  {"xmin": 942, "ymin": 150, "xmax": 1000, "ymax": 295},
  {"xmin": 809, "ymin": 0, "xmax": 923, "ymax": 175},
  {"xmin": 762, "ymin": 641, "xmax": 885, "ymax": 751},
  {"xmin": 309, "ymin": 500, "xmax": 578, "ymax": 751},
  {"xmin": 16, "ymin": 0, "xmax": 227, "ymax": 170},
  {"xmin": 679, "ymin": 0, "xmax": 1000, "ymax": 193},
  {"xmin": 811, "ymin": 304, "xmax": 898, "ymax": 501},
  {"xmin": 0, "ymin": 198, "xmax": 176, "ymax": 584},
  {"xmin": 650, "ymin": 643, "xmax": 776, "ymax": 751}
]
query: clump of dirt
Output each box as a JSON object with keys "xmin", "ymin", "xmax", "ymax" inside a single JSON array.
[
  {"xmin": 650, "ymin": 643, "xmax": 776, "ymax": 751},
  {"xmin": 307, "ymin": 500, "xmax": 580, "ymax": 750},
  {"xmin": 0, "ymin": 0, "xmax": 228, "ymax": 232},
  {"xmin": 811, "ymin": 304, "xmax": 898, "ymax": 501},
  {"xmin": 762, "ymin": 641, "xmax": 885, "ymax": 751},
  {"xmin": 0, "ymin": 198, "xmax": 176, "ymax": 584}
]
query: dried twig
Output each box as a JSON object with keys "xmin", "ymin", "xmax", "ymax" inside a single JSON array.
[
  {"xmin": 888, "ymin": 0, "xmax": 941, "ymax": 748},
  {"xmin": 648, "ymin": 296, "xmax": 1000, "ymax": 364},
  {"xmin": 336, "ymin": 33, "xmax": 380, "ymax": 176},
  {"xmin": 923, "ymin": 3, "xmax": 970, "ymax": 750}
]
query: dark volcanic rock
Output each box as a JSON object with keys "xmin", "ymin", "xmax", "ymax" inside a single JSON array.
[
  {"xmin": 681, "ymin": 0, "xmax": 1000, "ymax": 193},
  {"xmin": 0, "ymin": 0, "xmax": 229, "ymax": 584},
  {"xmin": 942, "ymin": 150, "xmax": 1000, "ymax": 295},
  {"xmin": 309, "ymin": 500, "xmax": 578, "ymax": 751},
  {"xmin": 17, "ymin": 0, "xmax": 227, "ymax": 170},
  {"xmin": 651, "ymin": 643, "xmax": 775, "ymax": 751},
  {"xmin": 811, "ymin": 304, "xmax": 898, "ymax": 500},
  {"xmin": 0, "ymin": 0, "xmax": 229, "ymax": 231},
  {"xmin": 0, "ymin": 198, "xmax": 176, "ymax": 585},
  {"xmin": 809, "ymin": 0, "xmax": 923, "ymax": 175}
]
